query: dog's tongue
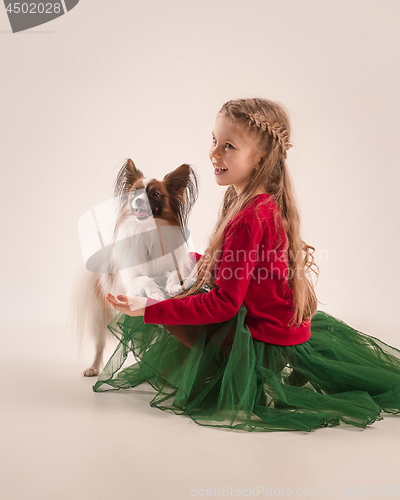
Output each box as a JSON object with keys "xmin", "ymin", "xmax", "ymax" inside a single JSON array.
[{"xmin": 137, "ymin": 209, "xmax": 148, "ymax": 217}]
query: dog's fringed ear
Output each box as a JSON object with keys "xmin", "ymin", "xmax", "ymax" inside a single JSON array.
[
  {"xmin": 163, "ymin": 164, "xmax": 192, "ymax": 194},
  {"xmin": 114, "ymin": 159, "xmax": 144, "ymax": 198},
  {"xmin": 164, "ymin": 164, "xmax": 200, "ymax": 229}
]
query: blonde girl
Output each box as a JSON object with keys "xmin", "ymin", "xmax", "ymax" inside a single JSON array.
[{"xmin": 96, "ymin": 98, "xmax": 400, "ymax": 432}]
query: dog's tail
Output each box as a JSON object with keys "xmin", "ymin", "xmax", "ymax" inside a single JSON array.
[
  {"xmin": 70, "ymin": 263, "xmax": 96, "ymax": 353},
  {"xmin": 70, "ymin": 263, "xmax": 118, "ymax": 352}
]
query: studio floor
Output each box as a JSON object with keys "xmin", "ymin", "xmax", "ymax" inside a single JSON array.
[{"xmin": 1, "ymin": 323, "xmax": 399, "ymax": 500}]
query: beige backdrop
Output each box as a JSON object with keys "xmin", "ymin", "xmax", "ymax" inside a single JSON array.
[
  {"xmin": 2, "ymin": 1, "xmax": 399, "ymax": 341},
  {"xmin": 2, "ymin": 1, "xmax": 400, "ymax": 340}
]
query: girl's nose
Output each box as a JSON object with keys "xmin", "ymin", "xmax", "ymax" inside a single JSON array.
[{"xmin": 210, "ymin": 143, "xmax": 222, "ymax": 159}]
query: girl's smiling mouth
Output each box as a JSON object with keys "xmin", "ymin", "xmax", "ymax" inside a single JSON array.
[
  {"xmin": 212, "ymin": 161, "xmax": 228, "ymax": 174},
  {"xmin": 214, "ymin": 167, "xmax": 228, "ymax": 175}
]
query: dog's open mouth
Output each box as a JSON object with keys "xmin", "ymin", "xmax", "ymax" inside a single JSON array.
[{"xmin": 132, "ymin": 207, "xmax": 152, "ymax": 220}]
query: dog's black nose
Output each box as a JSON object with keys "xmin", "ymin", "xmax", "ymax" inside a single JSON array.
[{"xmin": 136, "ymin": 198, "xmax": 143, "ymax": 206}]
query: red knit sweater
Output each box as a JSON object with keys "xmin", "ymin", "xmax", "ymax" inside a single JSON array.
[{"xmin": 144, "ymin": 193, "xmax": 311, "ymax": 345}]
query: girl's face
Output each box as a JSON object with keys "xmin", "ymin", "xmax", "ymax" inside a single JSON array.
[{"xmin": 209, "ymin": 115, "xmax": 262, "ymax": 195}]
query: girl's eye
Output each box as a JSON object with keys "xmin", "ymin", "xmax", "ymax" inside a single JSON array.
[{"xmin": 211, "ymin": 138, "xmax": 233, "ymax": 149}]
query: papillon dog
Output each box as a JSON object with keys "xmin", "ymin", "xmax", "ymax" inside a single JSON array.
[{"xmin": 74, "ymin": 159, "xmax": 199, "ymax": 376}]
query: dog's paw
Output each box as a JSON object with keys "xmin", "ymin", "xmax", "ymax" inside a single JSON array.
[
  {"xmin": 165, "ymin": 282, "xmax": 183, "ymax": 296},
  {"xmin": 140, "ymin": 280, "xmax": 167, "ymax": 301},
  {"xmin": 127, "ymin": 276, "xmax": 164, "ymax": 298},
  {"xmin": 83, "ymin": 367, "xmax": 100, "ymax": 377},
  {"xmin": 148, "ymin": 290, "xmax": 167, "ymax": 302},
  {"xmin": 165, "ymin": 270, "xmax": 182, "ymax": 295}
]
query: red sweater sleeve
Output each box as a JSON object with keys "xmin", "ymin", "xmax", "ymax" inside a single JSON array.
[{"xmin": 144, "ymin": 222, "xmax": 263, "ymax": 325}]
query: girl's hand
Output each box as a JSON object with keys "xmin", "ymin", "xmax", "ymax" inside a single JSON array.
[{"xmin": 106, "ymin": 293, "xmax": 147, "ymax": 317}]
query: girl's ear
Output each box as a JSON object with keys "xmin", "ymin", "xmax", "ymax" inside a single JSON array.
[{"xmin": 254, "ymin": 153, "xmax": 264, "ymax": 168}]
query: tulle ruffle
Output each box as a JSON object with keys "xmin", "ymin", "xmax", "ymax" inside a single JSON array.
[{"xmin": 93, "ymin": 294, "xmax": 400, "ymax": 432}]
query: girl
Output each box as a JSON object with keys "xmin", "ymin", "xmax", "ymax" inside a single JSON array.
[{"xmin": 95, "ymin": 97, "xmax": 400, "ymax": 432}]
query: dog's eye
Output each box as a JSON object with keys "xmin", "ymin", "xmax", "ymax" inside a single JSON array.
[{"xmin": 152, "ymin": 192, "xmax": 160, "ymax": 199}]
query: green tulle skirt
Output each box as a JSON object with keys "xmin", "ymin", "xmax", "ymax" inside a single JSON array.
[{"xmin": 93, "ymin": 292, "xmax": 400, "ymax": 432}]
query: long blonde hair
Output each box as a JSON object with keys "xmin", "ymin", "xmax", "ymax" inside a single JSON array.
[{"xmin": 174, "ymin": 97, "xmax": 319, "ymax": 327}]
